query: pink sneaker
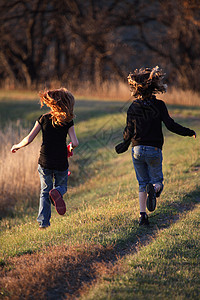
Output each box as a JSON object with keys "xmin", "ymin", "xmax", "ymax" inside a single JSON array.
[{"xmin": 49, "ymin": 189, "xmax": 66, "ymax": 215}]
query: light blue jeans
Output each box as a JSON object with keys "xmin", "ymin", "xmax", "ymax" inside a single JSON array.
[
  {"xmin": 132, "ymin": 146, "xmax": 163, "ymax": 192},
  {"xmin": 37, "ymin": 164, "xmax": 68, "ymax": 227}
]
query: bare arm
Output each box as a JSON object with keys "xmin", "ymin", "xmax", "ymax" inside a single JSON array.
[
  {"xmin": 11, "ymin": 121, "xmax": 41, "ymax": 153},
  {"xmin": 68, "ymin": 125, "xmax": 79, "ymax": 150}
]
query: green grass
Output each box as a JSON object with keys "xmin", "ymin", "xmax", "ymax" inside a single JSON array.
[
  {"xmin": 83, "ymin": 204, "xmax": 200, "ymax": 300},
  {"xmin": 0, "ymin": 91, "xmax": 200, "ymax": 298}
]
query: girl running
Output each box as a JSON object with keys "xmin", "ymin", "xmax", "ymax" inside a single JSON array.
[
  {"xmin": 11, "ymin": 88, "xmax": 79, "ymax": 228},
  {"xmin": 115, "ymin": 67, "xmax": 196, "ymax": 226}
]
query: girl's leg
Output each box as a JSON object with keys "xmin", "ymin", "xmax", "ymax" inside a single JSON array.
[
  {"xmin": 48, "ymin": 169, "xmax": 68, "ymax": 216},
  {"xmin": 132, "ymin": 148, "xmax": 150, "ymax": 198},
  {"xmin": 54, "ymin": 169, "xmax": 68, "ymax": 196},
  {"xmin": 146, "ymin": 148, "xmax": 163, "ymax": 196},
  {"xmin": 139, "ymin": 191, "xmax": 147, "ymax": 212},
  {"xmin": 37, "ymin": 165, "xmax": 53, "ymax": 227},
  {"xmin": 132, "ymin": 147, "xmax": 150, "ymax": 225},
  {"xmin": 138, "ymin": 192, "xmax": 149, "ymax": 226},
  {"xmin": 145, "ymin": 147, "xmax": 163, "ymax": 212}
]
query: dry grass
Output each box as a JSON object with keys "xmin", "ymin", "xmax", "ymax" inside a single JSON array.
[
  {"xmin": 0, "ymin": 122, "xmax": 80, "ymax": 217},
  {"xmin": 162, "ymin": 87, "xmax": 200, "ymax": 106},
  {"xmin": 0, "ymin": 124, "xmax": 40, "ymax": 216},
  {"xmin": 74, "ymin": 82, "xmax": 200, "ymax": 106},
  {"xmin": 0, "ymin": 89, "xmax": 38, "ymax": 101},
  {"xmin": 0, "ymin": 243, "xmax": 117, "ymax": 299},
  {"xmin": 0, "ymin": 82, "xmax": 200, "ymax": 106},
  {"xmin": 0, "ymin": 82, "xmax": 200, "ymax": 105},
  {"xmin": 0, "ymin": 82, "xmax": 130, "ymax": 102},
  {"xmin": 74, "ymin": 81, "xmax": 130, "ymax": 101},
  {"xmin": 73, "ymin": 82, "xmax": 200, "ymax": 105}
]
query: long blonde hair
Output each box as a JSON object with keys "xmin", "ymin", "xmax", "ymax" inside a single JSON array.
[{"xmin": 39, "ymin": 88, "xmax": 75, "ymax": 126}]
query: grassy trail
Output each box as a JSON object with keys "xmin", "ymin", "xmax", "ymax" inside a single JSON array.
[{"xmin": 0, "ymin": 93, "xmax": 200, "ymax": 299}]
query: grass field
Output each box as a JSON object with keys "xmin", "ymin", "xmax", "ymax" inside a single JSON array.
[{"xmin": 0, "ymin": 89, "xmax": 200, "ymax": 299}]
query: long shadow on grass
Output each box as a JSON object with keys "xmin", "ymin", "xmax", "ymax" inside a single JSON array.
[
  {"xmin": 2, "ymin": 187, "xmax": 199, "ymax": 299},
  {"xmin": 117, "ymin": 187, "xmax": 200, "ymax": 248},
  {"xmin": 44, "ymin": 186, "xmax": 200, "ymax": 298}
]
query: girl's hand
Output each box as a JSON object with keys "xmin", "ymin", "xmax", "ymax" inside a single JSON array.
[
  {"xmin": 11, "ymin": 145, "xmax": 20, "ymax": 153},
  {"xmin": 193, "ymin": 132, "xmax": 196, "ymax": 139},
  {"xmin": 67, "ymin": 142, "xmax": 73, "ymax": 157},
  {"xmin": 67, "ymin": 142, "xmax": 73, "ymax": 152},
  {"xmin": 10, "ymin": 121, "xmax": 41, "ymax": 154}
]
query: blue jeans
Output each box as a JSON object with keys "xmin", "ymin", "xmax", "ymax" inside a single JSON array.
[
  {"xmin": 132, "ymin": 146, "xmax": 163, "ymax": 192},
  {"xmin": 37, "ymin": 164, "xmax": 68, "ymax": 227}
]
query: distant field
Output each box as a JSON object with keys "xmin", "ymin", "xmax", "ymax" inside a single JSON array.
[{"xmin": 0, "ymin": 90, "xmax": 199, "ymax": 299}]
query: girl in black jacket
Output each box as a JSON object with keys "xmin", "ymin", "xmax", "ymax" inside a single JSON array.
[{"xmin": 116, "ymin": 66, "xmax": 196, "ymax": 226}]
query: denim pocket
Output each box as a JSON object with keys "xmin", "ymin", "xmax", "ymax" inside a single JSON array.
[
  {"xmin": 147, "ymin": 149, "xmax": 162, "ymax": 167},
  {"xmin": 134, "ymin": 153, "xmax": 141, "ymax": 159},
  {"xmin": 132, "ymin": 147, "xmax": 142, "ymax": 160}
]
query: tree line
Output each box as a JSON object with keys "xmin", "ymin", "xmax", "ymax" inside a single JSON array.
[{"xmin": 0, "ymin": 0, "xmax": 200, "ymax": 91}]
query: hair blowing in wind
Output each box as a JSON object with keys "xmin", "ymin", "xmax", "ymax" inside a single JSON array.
[
  {"xmin": 39, "ymin": 88, "xmax": 75, "ymax": 126},
  {"xmin": 127, "ymin": 66, "xmax": 167, "ymax": 99}
]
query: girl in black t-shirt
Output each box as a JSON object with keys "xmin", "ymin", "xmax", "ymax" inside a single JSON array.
[{"xmin": 11, "ymin": 88, "xmax": 79, "ymax": 229}]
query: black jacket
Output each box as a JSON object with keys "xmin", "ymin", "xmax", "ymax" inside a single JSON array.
[{"xmin": 115, "ymin": 97, "xmax": 195, "ymax": 153}]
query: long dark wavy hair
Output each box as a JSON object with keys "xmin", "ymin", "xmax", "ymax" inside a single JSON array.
[{"xmin": 127, "ymin": 66, "xmax": 167, "ymax": 99}]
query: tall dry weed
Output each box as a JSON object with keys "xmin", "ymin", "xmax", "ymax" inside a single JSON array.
[
  {"xmin": 79, "ymin": 81, "xmax": 130, "ymax": 100},
  {"xmin": 162, "ymin": 87, "xmax": 200, "ymax": 106},
  {"xmin": 0, "ymin": 82, "xmax": 199, "ymax": 105},
  {"xmin": 0, "ymin": 123, "xmax": 40, "ymax": 215},
  {"xmin": 0, "ymin": 122, "xmax": 79, "ymax": 216},
  {"xmin": 71, "ymin": 81, "xmax": 200, "ymax": 105},
  {"xmin": 48, "ymin": 81, "xmax": 131, "ymax": 101}
]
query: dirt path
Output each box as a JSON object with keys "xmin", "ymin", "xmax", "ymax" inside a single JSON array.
[{"xmin": 1, "ymin": 196, "xmax": 200, "ymax": 300}]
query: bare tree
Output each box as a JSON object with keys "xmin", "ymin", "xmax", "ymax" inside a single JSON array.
[
  {"xmin": 1, "ymin": 0, "xmax": 200, "ymax": 91},
  {"xmin": 136, "ymin": 0, "xmax": 200, "ymax": 90},
  {"xmin": 54, "ymin": 0, "xmax": 127, "ymax": 86},
  {"xmin": 0, "ymin": 0, "xmax": 161, "ymax": 88},
  {"xmin": 0, "ymin": 0, "xmax": 56, "ymax": 87}
]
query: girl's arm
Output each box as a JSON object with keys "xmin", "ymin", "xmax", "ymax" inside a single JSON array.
[
  {"xmin": 68, "ymin": 125, "xmax": 79, "ymax": 150},
  {"xmin": 11, "ymin": 121, "xmax": 41, "ymax": 153},
  {"xmin": 161, "ymin": 101, "xmax": 196, "ymax": 137}
]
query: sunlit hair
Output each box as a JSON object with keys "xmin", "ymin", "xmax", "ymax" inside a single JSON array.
[
  {"xmin": 127, "ymin": 66, "xmax": 167, "ymax": 99},
  {"xmin": 39, "ymin": 88, "xmax": 75, "ymax": 126}
]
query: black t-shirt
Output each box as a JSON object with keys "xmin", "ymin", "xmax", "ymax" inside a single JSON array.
[
  {"xmin": 37, "ymin": 114, "xmax": 74, "ymax": 171},
  {"xmin": 123, "ymin": 97, "xmax": 195, "ymax": 149}
]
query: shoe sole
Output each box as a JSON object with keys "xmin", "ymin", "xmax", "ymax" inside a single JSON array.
[
  {"xmin": 146, "ymin": 183, "xmax": 156, "ymax": 212},
  {"xmin": 49, "ymin": 189, "xmax": 66, "ymax": 215}
]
